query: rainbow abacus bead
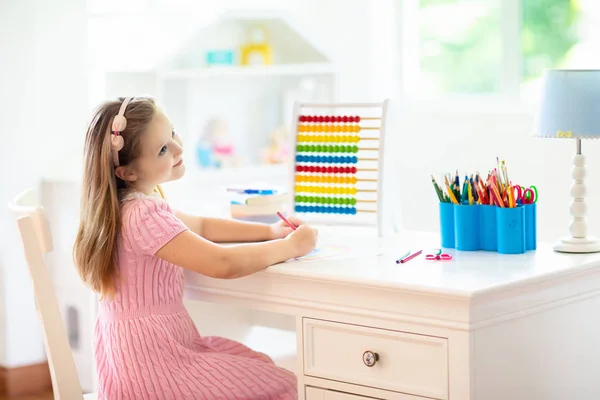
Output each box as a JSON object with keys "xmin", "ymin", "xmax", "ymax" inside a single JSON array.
[
  {"xmin": 295, "ymin": 165, "xmax": 357, "ymax": 174},
  {"xmin": 295, "ymin": 185, "xmax": 358, "ymax": 195},
  {"xmin": 296, "ymin": 144, "xmax": 359, "ymax": 153},
  {"xmin": 295, "ymin": 195, "xmax": 357, "ymax": 206},
  {"xmin": 296, "ymin": 155, "xmax": 358, "ymax": 164},
  {"xmin": 298, "ymin": 115, "xmax": 361, "ymax": 123},
  {"xmin": 296, "ymin": 134, "xmax": 360, "ymax": 143},
  {"xmin": 295, "ymin": 175, "xmax": 358, "ymax": 184},
  {"xmin": 298, "ymin": 125, "xmax": 361, "ymax": 133},
  {"xmin": 295, "ymin": 205, "xmax": 357, "ymax": 214}
]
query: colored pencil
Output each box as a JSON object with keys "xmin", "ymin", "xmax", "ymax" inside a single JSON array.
[
  {"xmin": 444, "ymin": 180, "xmax": 459, "ymax": 205},
  {"xmin": 433, "ymin": 159, "xmax": 521, "ymax": 207},
  {"xmin": 400, "ymin": 249, "xmax": 422, "ymax": 264},
  {"xmin": 488, "ymin": 179, "xmax": 505, "ymax": 207},
  {"xmin": 276, "ymin": 211, "xmax": 297, "ymax": 230},
  {"xmin": 468, "ymin": 182, "xmax": 473, "ymax": 205},
  {"xmin": 395, "ymin": 250, "xmax": 411, "ymax": 264},
  {"xmin": 431, "ymin": 176, "xmax": 444, "ymax": 202}
]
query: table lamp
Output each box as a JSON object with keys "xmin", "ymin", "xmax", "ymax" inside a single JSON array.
[{"xmin": 534, "ymin": 69, "xmax": 600, "ymax": 253}]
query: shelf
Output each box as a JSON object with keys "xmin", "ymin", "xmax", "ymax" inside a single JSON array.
[{"xmin": 158, "ymin": 63, "xmax": 335, "ymax": 79}]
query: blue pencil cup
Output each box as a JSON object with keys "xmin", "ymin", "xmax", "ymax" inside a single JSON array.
[
  {"xmin": 439, "ymin": 202, "xmax": 455, "ymax": 248},
  {"xmin": 454, "ymin": 205, "xmax": 480, "ymax": 251},
  {"xmin": 496, "ymin": 206, "xmax": 526, "ymax": 254},
  {"xmin": 479, "ymin": 205, "xmax": 497, "ymax": 251},
  {"xmin": 524, "ymin": 203, "xmax": 537, "ymax": 250}
]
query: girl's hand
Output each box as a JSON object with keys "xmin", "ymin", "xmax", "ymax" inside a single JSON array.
[
  {"xmin": 285, "ymin": 224, "xmax": 317, "ymax": 258},
  {"xmin": 269, "ymin": 216, "xmax": 305, "ymax": 240}
]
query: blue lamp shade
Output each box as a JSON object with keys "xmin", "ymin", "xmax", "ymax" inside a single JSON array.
[{"xmin": 534, "ymin": 69, "xmax": 600, "ymax": 139}]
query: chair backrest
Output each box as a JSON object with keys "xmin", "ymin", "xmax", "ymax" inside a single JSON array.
[{"xmin": 9, "ymin": 189, "xmax": 84, "ymax": 400}]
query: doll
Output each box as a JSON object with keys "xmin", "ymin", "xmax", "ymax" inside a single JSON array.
[{"xmin": 261, "ymin": 126, "xmax": 290, "ymax": 164}]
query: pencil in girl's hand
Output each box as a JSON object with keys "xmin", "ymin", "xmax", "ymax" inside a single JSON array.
[{"xmin": 276, "ymin": 211, "xmax": 297, "ymax": 230}]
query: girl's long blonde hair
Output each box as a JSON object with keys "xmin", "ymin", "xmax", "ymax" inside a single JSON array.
[{"xmin": 73, "ymin": 96, "xmax": 156, "ymax": 298}]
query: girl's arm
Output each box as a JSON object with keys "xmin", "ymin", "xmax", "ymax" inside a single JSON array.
[
  {"xmin": 155, "ymin": 225, "xmax": 316, "ymax": 279},
  {"xmin": 175, "ymin": 210, "xmax": 301, "ymax": 242}
]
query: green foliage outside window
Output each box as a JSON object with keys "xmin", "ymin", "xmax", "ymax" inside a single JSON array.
[
  {"xmin": 522, "ymin": 0, "xmax": 580, "ymax": 82},
  {"xmin": 419, "ymin": 0, "xmax": 581, "ymax": 93}
]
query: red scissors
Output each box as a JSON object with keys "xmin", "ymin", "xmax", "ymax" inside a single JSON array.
[
  {"xmin": 425, "ymin": 249, "xmax": 453, "ymax": 261},
  {"xmin": 512, "ymin": 185, "xmax": 538, "ymax": 205}
]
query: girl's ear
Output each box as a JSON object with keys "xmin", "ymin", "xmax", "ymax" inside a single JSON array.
[{"xmin": 114, "ymin": 166, "xmax": 137, "ymax": 182}]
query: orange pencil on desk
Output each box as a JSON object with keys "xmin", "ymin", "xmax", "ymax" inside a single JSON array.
[{"xmin": 276, "ymin": 211, "xmax": 297, "ymax": 230}]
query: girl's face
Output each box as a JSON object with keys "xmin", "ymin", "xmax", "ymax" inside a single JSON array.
[{"xmin": 130, "ymin": 109, "xmax": 185, "ymax": 193}]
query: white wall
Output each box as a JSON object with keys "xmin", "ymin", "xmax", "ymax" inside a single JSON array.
[
  {"xmin": 364, "ymin": 0, "xmax": 599, "ymax": 245},
  {"xmin": 0, "ymin": 0, "xmax": 377, "ymax": 369},
  {"xmin": 0, "ymin": 0, "xmax": 88, "ymax": 367},
  {"xmin": 397, "ymin": 106, "xmax": 600, "ymax": 245},
  {"xmin": 58, "ymin": 0, "xmax": 594, "ymax": 262},
  {"xmin": 87, "ymin": 0, "xmax": 374, "ymax": 101},
  {"xmin": 2, "ymin": 0, "xmax": 596, "ymax": 372}
]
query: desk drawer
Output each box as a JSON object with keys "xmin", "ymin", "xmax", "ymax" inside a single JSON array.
[
  {"xmin": 303, "ymin": 319, "xmax": 448, "ymax": 400},
  {"xmin": 306, "ymin": 386, "xmax": 379, "ymax": 399}
]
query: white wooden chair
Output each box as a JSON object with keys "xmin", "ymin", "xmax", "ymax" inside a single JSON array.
[{"xmin": 9, "ymin": 189, "xmax": 97, "ymax": 400}]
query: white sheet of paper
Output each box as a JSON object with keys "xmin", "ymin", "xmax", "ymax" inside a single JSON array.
[{"xmin": 291, "ymin": 244, "xmax": 383, "ymax": 263}]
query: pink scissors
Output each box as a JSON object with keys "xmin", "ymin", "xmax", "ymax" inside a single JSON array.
[
  {"xmin": 511, "ymin": 184, "xmax": 538, "ymax": 205},
  {"xmin": 425, "ymin": 249, "xmax": 452, "ymax": 261}
]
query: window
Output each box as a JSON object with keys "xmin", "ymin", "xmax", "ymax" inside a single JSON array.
[
  {"xmin": 419, "ymin": 0, "xmax": 503, "ymax": 95},
  {"xmin": 522, "ymin": 0, "xmax": 600, "ymax": 99},
  {"xmin": 404, "ymin": 0, "xmax": 597, "ymax": 100},
  {"xmin": 521, "ymin": 0, "xmax": 579, "ymax": 83}
]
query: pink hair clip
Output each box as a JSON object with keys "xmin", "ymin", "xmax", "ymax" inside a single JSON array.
[{"xmin": 111, "ymin": 97, "xmax": 132, "ymax": 167}]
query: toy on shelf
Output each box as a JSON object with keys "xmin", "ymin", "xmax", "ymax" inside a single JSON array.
[
  {"xmin": 205, "ymin": 49, "xmax": 235, "ymax": 66},
  {"xmin": 291, "ymin": 100, "xmax": 391, "ymax": 237},
  {"xmin": 195, "ymin": 139, "xmax": 214, "ymax": 168},
  {"xmin": 240, "ymin": 26, "xmax": 272, "ymax": 66},
  {"xmin": 197, "ymin": 118, "xmax": 242, "ymax": 169},
  {"xmin": 261, "ymin": 125, "xmax": 290, "ymax": 164}
]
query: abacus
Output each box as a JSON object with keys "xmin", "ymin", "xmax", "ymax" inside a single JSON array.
[{"xmin": 290, "ymin": 100, "xmax": 391, "ymax": 236}]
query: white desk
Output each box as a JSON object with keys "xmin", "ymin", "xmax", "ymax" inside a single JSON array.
[{"xmin": 184, "ymin": 230, "xmax": 600, "ymax": 400}]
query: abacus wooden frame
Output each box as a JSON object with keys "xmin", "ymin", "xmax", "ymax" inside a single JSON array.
[{"xmin": 289, "ymin": 100, "xmax": 390, "ymax": 237}]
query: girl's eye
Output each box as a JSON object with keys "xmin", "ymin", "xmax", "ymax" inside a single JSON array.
[
  {"xmin": 172, "ymin": 129, "xmax": 176, "ymax": 138},
  {"xmin": 159, "ymin": 145, "xmax": 167, "ymax": 156}
]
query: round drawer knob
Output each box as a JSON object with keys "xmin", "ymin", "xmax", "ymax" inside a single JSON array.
[{"xmin": 362, "ymin": 350, "xmax": 379, "ymax": 367}]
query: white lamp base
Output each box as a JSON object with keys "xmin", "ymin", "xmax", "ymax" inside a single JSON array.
[
  {"xmin": 555, "ymin": 148, "xmax": 600, "ymax": 253},
  {"xmin": 554, "ymin": 236, "xmax": 600, "ymax": 253}
]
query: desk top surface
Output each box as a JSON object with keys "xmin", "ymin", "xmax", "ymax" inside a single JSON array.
[{"xmin": 252, "ymin": 228, "xmax": 600, "ymax": 297}]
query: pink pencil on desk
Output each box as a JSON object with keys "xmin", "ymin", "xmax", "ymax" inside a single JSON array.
[
  {"xmin": 400, "ymin": 249, "xmax": 422, "ymax": 264},
  {"xmin": 276, "ymin": 211, "xmax": 297, "ymax": 230}
]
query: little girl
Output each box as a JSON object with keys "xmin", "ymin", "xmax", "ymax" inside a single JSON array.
[{"xmin": 73, "ymin": 96, "xmax": 316, "ymax": 400}]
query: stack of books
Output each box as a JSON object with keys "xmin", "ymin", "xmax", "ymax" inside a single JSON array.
[{"xmin": 227, "ymin": 187, "xmax": 290, "ymax": 223}]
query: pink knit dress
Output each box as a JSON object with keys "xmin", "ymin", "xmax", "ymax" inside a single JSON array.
[{"xmin": 94, "ymin": 193, "xmax": 297, "ymax": 399}]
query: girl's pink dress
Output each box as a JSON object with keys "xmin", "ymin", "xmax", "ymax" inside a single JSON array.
[{"xmin": 94, "ymin": 193, "xmax": 297, "ymax": 399}]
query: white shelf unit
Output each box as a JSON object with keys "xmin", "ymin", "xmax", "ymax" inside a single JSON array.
[
  {"xmin": 101, "ymin": 9, "xmax": 338, "ymax": 171},
  {"xmin": 157, "ymin": 63, "xmax": 335, "ymax": 79}
]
